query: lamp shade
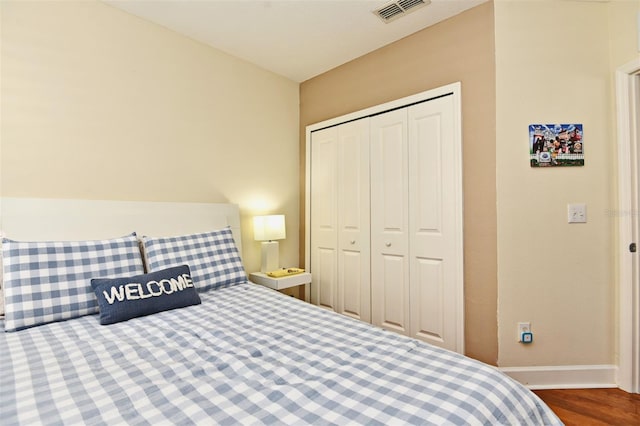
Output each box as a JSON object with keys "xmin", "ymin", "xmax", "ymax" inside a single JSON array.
[{"xmin": 253, "ymin": 215, "xmax": 286, "ymax": 241}]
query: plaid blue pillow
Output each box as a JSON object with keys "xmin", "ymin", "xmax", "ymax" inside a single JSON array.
[
  {"xmin": 2, "ymin": 233, "xmax": 145, "ymax": 332},
  {"xmin": 143, "ymin": 227, "xmax": 247, "ymax": 293}
]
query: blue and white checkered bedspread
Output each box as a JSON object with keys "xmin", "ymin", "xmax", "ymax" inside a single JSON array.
[{"xmin": 1, "ymin": 283, "xmax": 561, "ymax": 425}]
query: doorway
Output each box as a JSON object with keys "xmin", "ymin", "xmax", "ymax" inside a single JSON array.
[{"xmin": 616, "ymin": 57, "xmax": 640, "ymax": 393}]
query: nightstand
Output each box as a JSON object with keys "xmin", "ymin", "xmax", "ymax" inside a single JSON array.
[{"xmin": 249, "ymin": 271, "xmax": 311, "ymax": 302}]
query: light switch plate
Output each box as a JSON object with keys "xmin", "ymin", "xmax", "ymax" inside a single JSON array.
[{"xmin": 568, "ymin": 203, "xmax": 587, "ymax": 223}]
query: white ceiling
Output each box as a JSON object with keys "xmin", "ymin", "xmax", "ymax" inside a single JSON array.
[{"xmin": 104, "ymin": 0, "xmax": 488, "ymax": 82}]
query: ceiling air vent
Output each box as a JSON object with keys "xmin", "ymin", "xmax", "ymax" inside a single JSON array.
[{"xmin": 373, "ymin": 0, "xmax": 431, "ymax": 23}]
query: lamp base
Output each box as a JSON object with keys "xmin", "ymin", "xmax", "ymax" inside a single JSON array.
[{"xmin": 260, "ymin": 241, "xmax": 279, "ymax": 273}]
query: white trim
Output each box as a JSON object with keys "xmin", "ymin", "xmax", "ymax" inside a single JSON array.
[
  {"xmin": 452, "ymin": 87, "xmax": 465, "ymax": 353},
  {"xmin": 500, "ymin": 365, "xmax": 618, "ymax": 390},
  {"xmin": 616, "ymin": 57, "xmax": 640, "ymax": 394},
  {"xmin": 305, "ymin": 82, "xmax": 464, "ymax": 353}
]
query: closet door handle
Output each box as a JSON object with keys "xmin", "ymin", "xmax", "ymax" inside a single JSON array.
[
  {"xmin": 350, "ymin": 240, "xmax": 356, "ymax": 245},
  {"xmin": 385, "ymin": 242, "xmax": 391, "ymax": 247}
]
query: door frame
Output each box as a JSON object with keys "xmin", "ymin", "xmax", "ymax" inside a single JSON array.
[
  {"xmin": 616, "ymin": 57, "xmax": 640, "ymax": 393},
  {"xmin": 305, "ymin": 82, "xmax": 464, "ymax": 353}
]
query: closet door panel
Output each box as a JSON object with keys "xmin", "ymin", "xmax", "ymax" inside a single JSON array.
[
  {"xmin": 379, "ymin": 254, "xmax": 408, "ymax": 333},
  {"xmin": 413, "ymin": 258, "xmax": 445, "ymax": 344},
  {"xmin": 316, "ymin": 248, "xmax": 337, "ymax": 310},
  {"xmin": 408, "ymin": 95, "xmax": 459, "ymax": 350},
  {"xmin": 310, "ymin": 127, "xmax": 338, "ymax": 311},
  {"xmin": 370, "ymin": 109, "xmax": 410, "ymax": 335},
  {"xmin": 340, "ymin": 251, "xmax": 365, "ymax": 319},
  {"xmin": 337, "ymin": 119, "xmax": 371, "ymax": 322}
]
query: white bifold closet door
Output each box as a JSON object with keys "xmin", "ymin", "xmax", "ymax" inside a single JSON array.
[
  {"xmin": 370, "ymin": 109, "xmax": 411, "ymax": 335},
  {"xmin": 310, "ymin": 118, "xmax": 371, "ymax": 322},
  {"xmin": 370, "ymin": 95, "xmax": 458, "ymax": 349},
  {"xmin": 309, "ymin": 90, "xmax": 461, "ymax": 352}
]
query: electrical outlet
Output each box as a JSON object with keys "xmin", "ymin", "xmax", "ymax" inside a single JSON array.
[
  {"xmin": 568, "ymin": 203, "xmax": 587, "ymax": 223},
  {"xmin": 517, "ymin": 322, "xmax": 531, "ymax": 342}
]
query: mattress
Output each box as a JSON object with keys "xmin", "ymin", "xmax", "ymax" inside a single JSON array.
[{"xmin": 1, "ymin": 283, "xmax": 562, "ymax": 425}]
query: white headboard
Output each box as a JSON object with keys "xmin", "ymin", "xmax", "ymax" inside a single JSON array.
[{"xmin": 0, "ymin": 198, "xmax": 243, "ymax": 255}]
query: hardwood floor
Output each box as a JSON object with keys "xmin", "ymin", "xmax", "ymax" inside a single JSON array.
[{"xmin": 533, "ymin": 388, "xmax": 640, "ymax": 425}]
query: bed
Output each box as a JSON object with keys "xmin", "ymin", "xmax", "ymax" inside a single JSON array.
[{"xmin": 0, "ymin": 199, "xmax": 562, "ymax": 425}]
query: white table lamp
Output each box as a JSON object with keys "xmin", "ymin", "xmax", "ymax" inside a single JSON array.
[{"xmin": 253, "ymin": 215, "xmax": 286, "ymax": 273}]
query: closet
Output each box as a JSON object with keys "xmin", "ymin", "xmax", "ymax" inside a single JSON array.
[{"xmin": 305, "ymin": 84, "xmax": 464, "ymax": 353}]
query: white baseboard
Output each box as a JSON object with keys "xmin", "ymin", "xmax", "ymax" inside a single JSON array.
[{"xmin": 499, "ymin": 364, "xmax": 618, "ymax": 390}]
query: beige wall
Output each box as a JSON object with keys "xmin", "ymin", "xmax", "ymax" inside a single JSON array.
[
  {"xmin": 300, "ymin": 2, "xmax": 498, "ymax": 364},
  {"xmin": 608, "ymin": 1, "xmax": 639, "ymax": 69},
  {"xmin": 495, "ymin": 0, "xmax": 639, "ymax": 367},
  {"xmin": 0, "ymin": 0, "xmax": 301, "ymax": 273}
]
